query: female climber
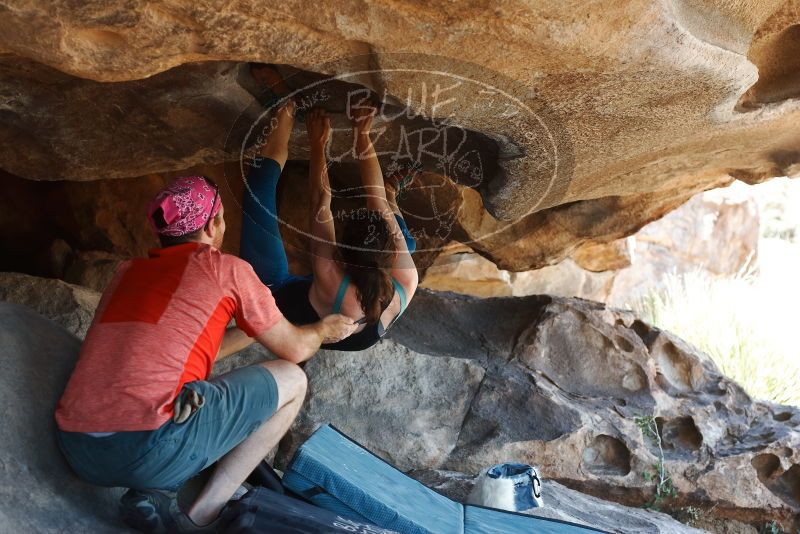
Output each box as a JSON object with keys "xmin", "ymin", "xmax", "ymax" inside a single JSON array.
[{"xmin": 240, "ymin": 73, "xmax": 420, "ymax": 351}]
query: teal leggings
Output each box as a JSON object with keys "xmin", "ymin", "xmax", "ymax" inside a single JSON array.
[{"xmin": 240, "ymin": 157, "xmax": 416, "ymax": 289}]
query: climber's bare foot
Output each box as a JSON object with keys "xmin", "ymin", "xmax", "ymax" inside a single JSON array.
[
  {"xmin": 256, "ymin": 99, "xmax": 295, "ymax": 162},
  {"xmin": 276, "ymin": 99, "xmax": 296, "ymax": 130},
  {"xmin": 250, "ymin": 63, "xmax": 292, "ymax": 97}
]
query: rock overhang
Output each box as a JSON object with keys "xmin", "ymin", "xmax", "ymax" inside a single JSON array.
[{"xmin": 1, "ymin": 0, "xmax": 800, "ymax": 273}]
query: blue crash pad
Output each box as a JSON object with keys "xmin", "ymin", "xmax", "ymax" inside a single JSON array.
[
  {"xmin": 283, "ymin": 425, "xmax": 462, "ymax": 533},
  {"xmin": 283, "ymin": 425, "xmax": 609, "ymax": 534},
  {"xmin": 464, "ymin": 503, "xmax": 604, "ymax": 534}
]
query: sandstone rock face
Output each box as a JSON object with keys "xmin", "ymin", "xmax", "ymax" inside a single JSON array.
[
  {"xmin": 421, "ymin": 247, "xmax": 618, "ymax": 300},
  {"xmin": 0, "ymin": 272, "xmax": 100, "ymax": 338},
  {"xmin": 275, "ymin": 341, "xmax": 486, "ymax": 471},
  {"xmin": 571, "ymin": 240, "xmax": 634, "ymax": 273},
  {"xmin": 0, "ymin": 302, "xmax": 127, "ymax": 533},
  {"xmin": 0, "ymin": 57, "xmax": 257, "ymax": 182},
  {"xmin": 422, "ymin": 183, "xmax": 761, "ymax": 304},
  {"xmin": 1, "ymin": 1, "xmax": 800, "ymax": 272}
]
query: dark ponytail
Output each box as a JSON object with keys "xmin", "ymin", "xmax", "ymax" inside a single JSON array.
[{"xmin": 338, "ymin": 210, "xmax": 395, "ymax": 324}]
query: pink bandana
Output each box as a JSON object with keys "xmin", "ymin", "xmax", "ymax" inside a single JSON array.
[{"xmin": 147, "ymin": 176, "xmax": 221, "ymax": 237}]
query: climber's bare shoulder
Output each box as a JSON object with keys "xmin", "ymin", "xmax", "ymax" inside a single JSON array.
[{"xmin": 309, "ymin": 254, "xmax": 346, "ymax": 304}]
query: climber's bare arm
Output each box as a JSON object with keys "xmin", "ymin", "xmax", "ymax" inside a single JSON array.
[
  {"xmin": 389, "ymin": 228, "xmax": 418, "ymax": 296},
  {"xmin": 349, "ymin": 101, "xmax": 417, "ymax": 289},
  {"xmin": 350, "ymin": 103, "xmax": 411, "ymax": 246},
  {"xmin": 258, "ymin": 100, "xmax": 295, "ymax": 170},
  {"xmin": 256, "ymin": 315, "xmax": 358, "ymax": 364},
  {"xmin": 351, "ymin": 102, "xmax": 391, "ymax": 213}
]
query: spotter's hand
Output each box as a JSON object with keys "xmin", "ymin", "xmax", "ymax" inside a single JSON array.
[{"xmin": 320, "ymin": 314, "xmax": 359, "ymax": 344}]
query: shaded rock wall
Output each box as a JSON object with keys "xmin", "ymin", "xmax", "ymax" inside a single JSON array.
[
  {"xmin": 388, "ymin": 291, "xmax": 800, "ymax": 527},
  {"xmin": 0, "ymin": 170, "xmax": 162, "ymax": 275},
  {"xmin": 275, "ymin": 341, "xmax": 486, "ymax": 471}
]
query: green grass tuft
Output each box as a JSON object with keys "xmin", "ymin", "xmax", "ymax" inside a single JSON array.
[{"xmin": 630, "ymin": 265, "xmax": 800, "ymax": 407}]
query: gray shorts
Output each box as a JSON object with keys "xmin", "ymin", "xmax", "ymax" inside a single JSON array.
[{"xmin": 57, "ymin": 365, "xmax": 279, "ymax": 491}]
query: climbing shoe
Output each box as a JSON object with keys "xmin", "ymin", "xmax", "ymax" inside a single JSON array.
[
  {"xmin": 119, "ymin": 488, "xmax": 177, "ymax": 533},
  {"xmin": 386, "ymin": 161, "xmax": 423, "ymax": 200},
  {"xmin": 120, "ymin": 487, "xmax": 236, "ymax": 533},
  {"xmin": 249, "ymin": 63, "xmax": 306, "ymax": 121}
]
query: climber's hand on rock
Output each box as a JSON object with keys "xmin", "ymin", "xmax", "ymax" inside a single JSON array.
[
  {"xmin": 351, "ymin": 101, "xmax": 376, "ymax": 134},
  {"xmin": 306, "ymin": 107, "xmax": 331, "ymax": 150}
]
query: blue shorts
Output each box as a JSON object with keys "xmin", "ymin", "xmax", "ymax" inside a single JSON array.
[{"xmin": 56, "ymin": 365, "xmax": 279, "ymax": 491}]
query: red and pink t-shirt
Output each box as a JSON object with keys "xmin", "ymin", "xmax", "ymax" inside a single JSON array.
[{"xmin": 55, "ymin": 242, "xmax": 282, "ymax": 433}]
